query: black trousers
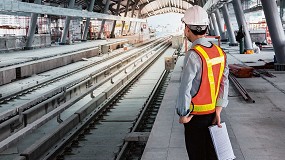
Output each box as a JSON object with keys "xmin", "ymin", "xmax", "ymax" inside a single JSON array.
[{"xmin": 183, "ymin": 113, "xmax": 218, "ymax": 160}]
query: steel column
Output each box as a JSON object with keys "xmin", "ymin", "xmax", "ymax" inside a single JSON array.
[
  {"xmin": 60, "ymin": 0, "xmax": 75, "ymax": 44},
  {"xmin": 201, "ymin": 0, "xmax": 207, "ymax": 6},
  {"xmin": 121, "ymin": 0, "xmax": 131, "ymax": 35},
  {"xmin": 281, "ymin": 0, "xmax": 285, "ymax": 20},
  {"xmin": 232, "ymin": 0, "xmax": 253, "ymax": 51},
  {"xmin": 214, "ymin": 9, "xmax": 226, "ymax": 40},
  {"xmin": 98, "ymin": 0, "xmax": 111, "ymax": 39},
  {"xmin": 138, "ymin": 6, "xmax": 142, "ymax": 18},
  {"xmin": 208, "ymin": 21, "xmax": 212, "ymax": 34},
  {"xmin": 82, "ymin": 0, "xmax": 96, "ymax": 41},
  {"xmin": 133, "ymin": 22, "xmax": 138, "ymax": 33},
  {"xmin": 136, "ymin": 7, "xmax": 142, "ymax": 34},
  {"xmin": 261, "ymin": 0, "xmax": 285, "ymax": 67},
  {"xmin": 128, "ymin": 1, "xmax": 138, "ymax": 33},
  {"xmin": 25, "ymin": 0, "xmax": 41, "ymax": 50},
  {"xmin": 208, "ymin": 16, "xmax": 215, "ymax": 36},
  {"xmin": 209, "ymin": 21, "xmax": 214, "ymax": 35},
  {"xmin": 210, "ymin": 13, "xmax": 220, "ymax": 36},
  {"xmin": 221, "ymin": 4, "xmax": 238, "ymax": 45},
  {"xmin": 133, "ymin": 9, "xmax": 139, "ymax": 34},
  {"xmin": 111, "ymin": 0, "xmax": 122, "ymax": 38}
]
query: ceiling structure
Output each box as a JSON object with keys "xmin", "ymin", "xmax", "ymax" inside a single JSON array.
[
  {"xmin": 24, "ymin": 0, "xmax": 198, "ymax": 18},
  {"xmin": 22, "ymin": 0, "xmax": 251, "ymax": 19},
  {"xmin": 131, "ymin": 0, "xmax": 195, "ymax": 18},
  {"xmin": 24, "ymin": 0, "xmax": 258, "ymax": 18}
]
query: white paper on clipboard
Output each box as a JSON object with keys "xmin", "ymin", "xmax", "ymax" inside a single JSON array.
[{"xmin": 209, "ymin": 122, "xmax": 236, "ymax": 160}]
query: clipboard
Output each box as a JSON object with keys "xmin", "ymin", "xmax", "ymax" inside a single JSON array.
[{"xmin": 208, "ymin": 122, "xmax": 236, "ymax": 160}]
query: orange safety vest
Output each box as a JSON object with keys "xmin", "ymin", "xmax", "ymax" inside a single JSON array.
[{"xmin": 190, "ymin": 44, "xmax": 226, "ymax": 115}]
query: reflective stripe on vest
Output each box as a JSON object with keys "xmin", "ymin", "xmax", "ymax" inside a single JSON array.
[{"xmin": 190, "ymin": 44, "xmax": 225, "ymax": 115}]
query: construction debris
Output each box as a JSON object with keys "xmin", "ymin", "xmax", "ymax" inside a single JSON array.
[{"xmin": 229, "ymin": 64, "xmax": 254, "ymax": 78}]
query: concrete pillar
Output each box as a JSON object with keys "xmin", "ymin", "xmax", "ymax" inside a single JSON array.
[
  {"xmin": 121, "ymin": 0, "xmax": 131, "ymax": 36},
  {"xmin": 47, "ymin": 16, "xmax": 51, "ymax": 34},
  {"xmin": 60, "ymin": 0, "xmax": 75, "ymax": 44},
  {"xmin": 214, "ymin": 9, "xmax": 227, "ymax": 41},
  {"xmin": 210, "ymin": 13, "xmax": 220, "ymax": 36},
  {"xmin": 232, "ymin": 0, "xmax": 253, "ymax": 51},
  {"xmin": 261, "ymin": 0, "xmax": 285, "ymax": 69},
  {"xmin": 98, "ymin": 0, "xmax": 111, "ymax": 39},
  {"xmin": 55, "ymin": 18, "xmax": 60, "ymax": 42},
  {"xmin": 82, "ymin": 0, "xmax": 96, "ymax": 41},
  {"xmin": 221, "ymin": 4, "xmax": 238, "ymax": 46},
  {"xmin": 111, "ymin": 0, "xmax": 122, "ymax": 38},
  {"xmin": 25, "ymin": 0, "xmax": 41, "ymax": 50}
]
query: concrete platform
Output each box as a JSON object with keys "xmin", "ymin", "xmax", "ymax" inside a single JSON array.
[
  {"xmin": 142, "ymin": 43, "xmax": 285, "ymax": 160},
  {"xmin": 0, "ymin": 39, "xmax": 130, "ymax": 86},
  {"xmin": 0, "ymin": 39, "xmax": 126, "ymax": 68}
]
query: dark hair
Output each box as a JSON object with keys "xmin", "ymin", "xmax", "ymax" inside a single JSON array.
[{"xmin": 190, "ymin": 27, "xmax": 208, "ymax": 35}]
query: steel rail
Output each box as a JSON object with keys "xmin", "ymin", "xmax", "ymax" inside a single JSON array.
[{"xmin": 229, "ymin": 73, "xmax": 255, "ymax": 103}]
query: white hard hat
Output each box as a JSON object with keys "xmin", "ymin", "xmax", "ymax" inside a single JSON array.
[{"xmin": 181, "ymin": 5, "xmax": 209, "ymax": 26}]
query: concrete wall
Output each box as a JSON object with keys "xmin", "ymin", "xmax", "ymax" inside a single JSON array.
[
  {"xmin": 0, "ymin": 34, "xmax": 51, "ymax": 52},
  {"xmin": 0, "ymin": 68, "xmax": 16, "ymax": 86}
]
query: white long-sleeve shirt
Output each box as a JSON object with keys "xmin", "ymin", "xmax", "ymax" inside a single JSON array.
[{"xmin": 176, "ymin": 37, "xmax": 229, "ymax": 117}]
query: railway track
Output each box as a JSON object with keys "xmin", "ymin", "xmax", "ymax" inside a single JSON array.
[
  {"xmin": 0, "ymin": 37, "xmax": 174, "ymax": 160},
  {"xmin": 0, "ymin": 39, "xmax": 157, "ymax": 103},
  {"xmin": 0, "ymin": 38, "xmax": 161, "ymax": 104},
  {"xmin": 117, "ymin": 70, "xmax": 172, "ymax": 160},
  {"xmin": 0, "ymin": 38, "xmax": 166, "ymax": 142},
  {"xmin": 49, "ymin": 45, "xmax": 172, "ymax": 160}
]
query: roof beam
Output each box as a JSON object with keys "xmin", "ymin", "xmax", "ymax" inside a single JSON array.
[
  {"xmin": 139, "ymin": 0, "xmax": 194, "ymax": 9},
  {"xmin": 119, "ymin": 0, "xmax": 137, "ymax": 13},
  {"xmin": 147, "ymin": 0, "xmax": 156, "ymax": 15},
  {"xmin": 141, "ymin": 6, "xmax": 185, "ymax": 18},
  {"xmin": 0, "ymin": 1, "xmax": 146, "ymax": 22},
  {"xmin": 157, "ymin": 0, "xmax": 162, "ymax": 9}
]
